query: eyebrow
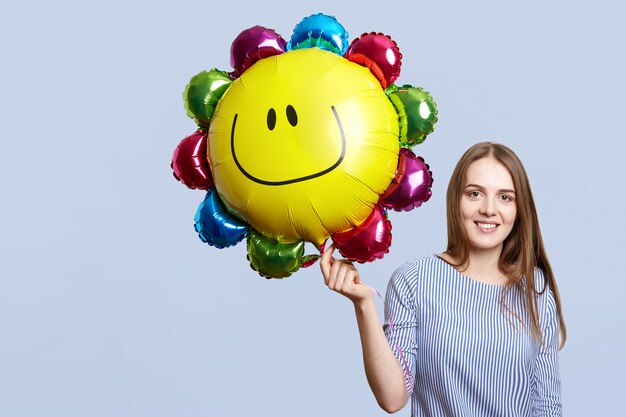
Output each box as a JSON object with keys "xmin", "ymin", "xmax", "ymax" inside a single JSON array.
[{"xmin": 464, "ymin": 184, "xmax": 516, "ymax": 194}]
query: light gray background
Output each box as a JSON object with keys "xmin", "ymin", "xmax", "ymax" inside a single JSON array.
[{"xmin": 1, "ymin": 1, "xmax": 624, "ymax": 416}]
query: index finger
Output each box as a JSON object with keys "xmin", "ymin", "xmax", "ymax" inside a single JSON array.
[{"xmin": 320, "ymin": 243, "xmax": 336, "ymax": 278}]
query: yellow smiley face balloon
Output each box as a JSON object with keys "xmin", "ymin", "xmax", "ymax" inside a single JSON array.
[
  {"xmin": 209, "ymin": 48, "xmax": 399, "ymax": 246},
  {"xmin": 172, "ymin": 14, "xmax": 438, "ymax": 278}
]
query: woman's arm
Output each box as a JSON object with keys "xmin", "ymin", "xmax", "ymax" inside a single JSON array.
[
  {"xmin": 533, "ymin": 288, "xmax": 563, "ymax": 416},
  {"xmin": 320, "ymin": 245, "xmax": 408, "ymax": 413}
]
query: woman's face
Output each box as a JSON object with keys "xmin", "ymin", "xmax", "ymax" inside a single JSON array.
[{"xmin": 460, "ymin": 156, "xmax": 517, "ymax": 255}]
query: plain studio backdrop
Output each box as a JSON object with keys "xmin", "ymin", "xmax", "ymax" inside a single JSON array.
[{"xmin": 1, "ymin": 1, "xmax": 623, "ymax": 416}]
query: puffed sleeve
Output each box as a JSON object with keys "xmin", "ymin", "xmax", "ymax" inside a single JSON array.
[
  {"xmin": 383, "ymin": 260, "xmax": 418, "ymax": 396},
  {"xmin": 533, "ymin": 285, "xmax": 563, "ymax": 416}
]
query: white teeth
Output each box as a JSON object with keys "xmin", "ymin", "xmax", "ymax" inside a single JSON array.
[{"xmin": 478, "ymin": 223, "xmax": 497, "ymax": 229}]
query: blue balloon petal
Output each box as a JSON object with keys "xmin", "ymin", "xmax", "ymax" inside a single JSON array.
[
  {"xmin": 194, "ymin": 188, "xmax": 249, "ymax": 249},
  {"xmin": 287, "ymin": 13, "xmax": 349, "ymax": 55}
]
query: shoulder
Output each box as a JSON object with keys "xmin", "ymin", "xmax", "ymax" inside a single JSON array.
[
  {"xmin": 533, "ymin": 267, "xmax": 547, "ymax": 292},
  {"xmin": 532, "ymin": 267, "xmax": 558, "ymax": 322},
  {"xmin": 388, "ymin": 255, "xmax": 442, "ymax": 289},
  {"xmin": 532, "ymin": 268, "xmax": 555, "ymax": 302},
  {"xmin": 392, "ymin": 255, "xmax": 440, "ymax": 277}
]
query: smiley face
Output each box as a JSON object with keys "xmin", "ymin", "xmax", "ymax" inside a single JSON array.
[
  {"xmin": 230, "ymin": 103, "xmax": 346, "ymax": 185},
  {"xmin": 208, "ymin": 48, "xmax": 400, "ymax": 245}
]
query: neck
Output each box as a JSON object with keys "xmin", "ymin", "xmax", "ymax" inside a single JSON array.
[
  {"xmin": 444, "ymin": 246, "xmax": 508, "ymax": 285},
  {"xmin": 466, "ymin": 248, "xmax": 502, "ymax": 278}
]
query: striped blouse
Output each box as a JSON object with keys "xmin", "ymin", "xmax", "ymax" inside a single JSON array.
[{"xmin": 383, "ymin": 255, "xmax": 562, "ymax": 417}]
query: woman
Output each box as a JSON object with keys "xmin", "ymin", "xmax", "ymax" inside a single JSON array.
[{"xmin": 320, "ymin": 142, "xmax": 566, "ymax": 416}]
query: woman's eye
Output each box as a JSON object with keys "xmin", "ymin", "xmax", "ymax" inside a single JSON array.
[
  {"xmin": 500, "ymin": 195, "xmax": 513, "ymax": 201},
  {"xmin": 468, "ymin": 191, "xmax": 480, "ymax": 198}
]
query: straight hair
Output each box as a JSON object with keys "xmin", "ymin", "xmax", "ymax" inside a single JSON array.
[{"xmin": 445, "ymin": 142, "xmax": 566, "ymax": 348}]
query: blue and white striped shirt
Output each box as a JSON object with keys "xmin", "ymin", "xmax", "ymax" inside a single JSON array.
[{"xmin": 384, "ymin": 255, "xmax": 562, "ymax": 417}]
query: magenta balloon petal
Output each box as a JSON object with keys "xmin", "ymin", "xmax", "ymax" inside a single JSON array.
[
  {"xmin": 380, "ymin": 148, "xmax": 433, "ymax": 212},
  {"xmin": 171, "ymin": 130, "xmax": 213, "ymax": 190},
  {"xmin": 332, "ymin": 205, "xmax": 392, "ymax": 263},
  {"xmin": 230, "ymin": 25, "xmax": 287, "ymax": 77},
  {"xmin": 346, "ymin": 32, "xmax": 402, "ymax": 88}
]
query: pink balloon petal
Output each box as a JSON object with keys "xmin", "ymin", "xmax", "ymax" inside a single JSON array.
[
  {"xmin": 332, "ymin": 205, "xmax": 392, "ymax": 263},
  {"xmin": 230, "ymin": 25, "xmax": 287, "ymax": 77},
  {"xmin": 171, "ymin": 130, "xmax": 213, "ymax": 190},
  {"xmin": 346, "ymin": 32, "xmax": 402, "ymax": 88},
  {"xmin": 380, "ymin": 148, "xmax": 433, "ymax": 212}
]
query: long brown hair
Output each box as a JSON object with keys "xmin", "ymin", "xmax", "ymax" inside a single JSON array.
[{"xmin": 444, "ymin": 142, "xmax": 566, "ymax": 349}]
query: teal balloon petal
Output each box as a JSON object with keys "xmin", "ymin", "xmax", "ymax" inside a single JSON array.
[
  {"xmin": 194, "ymin": 188, "xmax": 249, "ymax": 249},
  {"xmin": 287, "ymin": 13, "xmax": 349, "ymax": 55}
]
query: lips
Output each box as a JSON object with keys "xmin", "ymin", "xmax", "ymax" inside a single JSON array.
[{"xmin": 475, "ymin": 221, "xmax": 499, "ymax": 232}]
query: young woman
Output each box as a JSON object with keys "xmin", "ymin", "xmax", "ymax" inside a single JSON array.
[{"xmin": 320, "ymin": 142, "xmax": 566, "ymax": 416}]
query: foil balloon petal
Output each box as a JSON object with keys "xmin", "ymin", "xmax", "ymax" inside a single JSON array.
[
  {"xmin": 386, "ymin": 84, "xmax": 438, "ymax": 147},
  {"xmin": 230, "ymin": 26, "xmax": 286, "ymax": 77},
  {"xmin": 247, "ymin": 229, "xmax": 304, "ymax": 278},
  {"xmin": 346, "ymin": 53, "xmax": 386, "ymax": 89},
  {"xmin": 171, "ymin": 130, "xmax": 213, "ymax": 190},
  {"xmin": 380, "ymin": 148, "xmax": 433, "ymax": 212},
  {"xmin": 332, "ymin": 205, "xmax": 392, "ymax": 263},
  {"xmin": 194, "ymin": 188, "xmax": 249, "ymax": 248},
  {"xmin": 184, "ymin": 69, "xmax": 233, "ymax": 128},
  {"xmin": 209, "ymin": 47, "xmax": 399, "ymax": 247},
  {"xmin": 300, "ymin": 254, "xmax": 321, "ymax": 268},
  {"xmin": 172, "ymin": 15, "xmax": 439, "ymax": 278},
  {"xmin": 287, "ymin": 13, "xmax": 349, "ymax": 55},
  {"xmin": 346, "ymin": 33, "xmax": 402, "ymax": 89}
]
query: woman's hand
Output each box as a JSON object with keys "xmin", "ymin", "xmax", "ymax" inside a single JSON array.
[
  {"xmin": 320, "ymin": 244, "xmax": 373, "ymax": 305},
  {"xmin": 320, "ymin": 244, "xmax": 409, "ymax": 412}
]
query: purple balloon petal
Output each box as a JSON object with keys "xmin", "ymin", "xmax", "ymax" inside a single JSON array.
[
  {"xmin": 380, "ymin": 148, "xmax": 433, "ymax": 212},
  {"xmin": 230, "ymin": 25, "xmax": 286, "ymax": 77}
]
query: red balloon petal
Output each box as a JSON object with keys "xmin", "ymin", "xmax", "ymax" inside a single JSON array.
[
  {"xmin": 171, "ymin": 130, "xmax": 213, "ymax": 190},
  {"xmin": 346, "ymin": 53, "xmax": 386, "ymax": 87},
  {"xmin": 380, "ymin": 148, "xmax": 433, "ymax": 212},
  {"xmin": 332, "ymin": 205, "xmax": 392, "ymax": 263},
  {"xmin": 230, "ymin": 26, "xmax": 287, "ymax": 77},
  {"xmin": 346, "ymin": 32, "xmax": 402, "ymax": 89}
]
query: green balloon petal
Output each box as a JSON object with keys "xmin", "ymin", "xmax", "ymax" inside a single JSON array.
[
  {"xmin": 291, "ymin": 37, "xmax": 342, "ymax": 55},
  {"xmin": 301, "ymin": 254, "xmax": 321, "ymax": 267},
  {"xmin": 183, "ymin": 69, "xmax": 232, "ymax": 128},
  {"xmin": 387, "ymin": 84, "xmax": 438, "ymax": 147},
  {"xmin": 247, "ymin": 229, "xmax": 305, "ymax": 279},
  {"xmin": 384, "ymin": 84, "xmax": 399, "ymax": 95}
]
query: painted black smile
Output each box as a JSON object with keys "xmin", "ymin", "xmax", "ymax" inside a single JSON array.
[{"xmin": 230, "ymin": 106, "xmax": 346, "ymax": 186}]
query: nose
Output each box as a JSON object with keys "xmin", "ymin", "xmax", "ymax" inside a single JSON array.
[{"xmin": 479, "ymin": 198, "xmax": 497, "ymax": 216}]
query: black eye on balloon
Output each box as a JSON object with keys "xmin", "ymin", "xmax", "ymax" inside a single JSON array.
[
  {"xmin": 267, "ymin": 108, "xmax": 276, "ymax": 131},
  {"xmin": 286, "ymin": 105, "xmax": 298, "ymax": 127}
]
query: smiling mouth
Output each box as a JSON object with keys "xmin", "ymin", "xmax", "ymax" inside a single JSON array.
[
  {"xmin": 475, "ymin": 222, "xmax": 499, "ymax": 231},
  {"xmin": 230, "ymin": 106, "xmax": 346, "ymax": 186}
]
